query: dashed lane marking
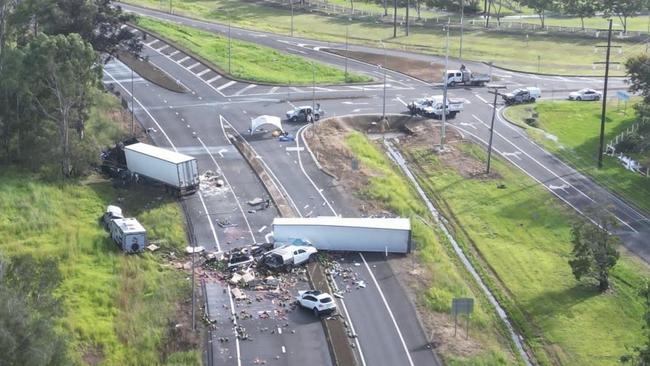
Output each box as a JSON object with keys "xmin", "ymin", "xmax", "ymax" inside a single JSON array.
[{"xmin": 216, "ymin": 80, "xmax": 237, "ymax": 91}]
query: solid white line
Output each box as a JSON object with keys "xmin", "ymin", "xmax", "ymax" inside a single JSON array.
[
  {"xmin": 197, "ymin": 136, "xmax": 256, "ymax": 242},
  {"xmin": 103, "ymin": 67, "xmax": 175, "ymax": 149},
  {"xmin": 227, "ymin": 285, "xmax": 243, "ymax": 366},
  {"xmin": 198, "ymin": 191, "xmax": 221, "ymax": 252},
  {"xmin": 395, "ymin": 97, "xmax": 408, "ymax": 106},
  {"xmin": 177, "ymin": 56, "xmax": 190, "ymax": 64},
  {"xmin": 216, "ymin": 80, "xmax": 237, "ymax": 91},
  {"xmin": 196, "ymin": 68, "xmax": 211, "ymax": 77},
  {"xmin": 359, "ymin": 253, "xmax": 415, "ymax": 366},
  {"xmin": 233, "ymin": 84, "xmax": 257, "ymax": 96},
  {"xmin": 187, "ymin": 62, "xmax": 201, "ymax": 70},
  {"xmin": 206, "ymin": 75, "xmax": 222, "ymax": 83},
  {"xmin": 296, "ymin": 125, "xmax": 337, "ymax": 215}
]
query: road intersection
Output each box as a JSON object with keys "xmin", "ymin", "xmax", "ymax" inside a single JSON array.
[{"xmin": 105, "ymin": 6, "xmax": 650, "ymax": 365}]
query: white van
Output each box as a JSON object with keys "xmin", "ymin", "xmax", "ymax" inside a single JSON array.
[{"xmin": 526, "ymin": 87, "xmax": 542, "ymax": 100}]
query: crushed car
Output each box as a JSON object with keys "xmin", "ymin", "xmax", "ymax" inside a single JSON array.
[{"xmin": 259, "ymin": 244, "xmax": 318, "ymax": 270}]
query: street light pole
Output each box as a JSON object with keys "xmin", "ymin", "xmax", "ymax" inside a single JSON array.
[
  {"xmin": 393, "ymin": 0, "xmax": 397, "ymax": 38},
  {"xmin": 290, "ymin": 0, "xmax": 294, "ymax": 37},
  {"xmin": 440, "ymin": 24, "xmax": 449, "ymax": 149},
  {"xmin": 380, "ymin": 41, "xmax": 387, "ymax": 119},
  {"xmin": 598, "ymin": 19, "xmax": 613, "ymax": 169},
  {"xmin": 486, "ymin": 85, "xmax": 506, "ymax": 174},
  {"xmin": 459, "ymin": 0, "xmax": 464, "ymax": 60},
  {"xmin": 228, "ymin": 15, "xmax": 232, "ymax": 74},
  {"xmin": 131, "ymin": 67, "xmax": 135, "ymax": 136},
  {"xmin": 345, "ymin": 22, "xmax": 350, "ymax": 81}
]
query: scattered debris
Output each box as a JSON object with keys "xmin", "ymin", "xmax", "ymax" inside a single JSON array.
[
  {"xmin": 185, "ymin": 246, "xmax": 205, "ymax": 254},
  {"xmin": 146, "ymin": 244, "xmax": 160, "ymax": 252}
]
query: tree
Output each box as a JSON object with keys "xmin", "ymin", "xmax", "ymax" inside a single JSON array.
[
  {"xmin": 515, "ymin": 0, "xmax": 556, "ymax": 27},
  {"xmin": 621, "ymin": 282, "xmax": 650, "ymax": 365},
  {"xmin": 626, "ymin": 54, "xmax": 650, "ymax": 104},
  {"xmin": 568, "ymin": 214, "xmax": 620, "ymax": 292},
  {"xmin": 562, "ymin": 0, "xmax": 596, "ymax": 30},
  {"xmin": 601, "ymin": 0, "xmax": 648, "ymax": 34},
  {"xmin": 0, "ymin": 255, "xmax": 69, "ymax": 366},
  {"xmin": 23, "ymin": 33, "xmax": 100, "ymax": 177}
]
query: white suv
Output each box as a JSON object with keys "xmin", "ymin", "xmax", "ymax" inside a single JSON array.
[{"xmin": 296, "ymin": 290, "xmax": 337, "ymax": 316}]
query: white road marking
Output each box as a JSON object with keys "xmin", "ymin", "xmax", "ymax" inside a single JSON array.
[
  {"xmin": 549, "ymin": 184, "xmax": 569, "ymax": 191},
  {"xmin": 217, "ymin": 148, "xmax": 228, "ymax": 158},
  {"xmin": 216, "ymin": 80, "xmax": 237, "ymax": 91},
  {"xmin": 227, "ymin": 285, "xmax": 243, "ymax": 366},
  {"xmin": 342, "ymin": 101, "xmax": 369, "ymax": 105},
  {"xmin": 458, "ymin": 122, "xmax": 477, "ymax": 130},
  {"xmin": 196, "ymin": 68, "xmax": 211, "ymax": 77},
  {"xmin": 156, "ymin": 44, "xmax": 169, "ymax": 52},
  {"xmin": 168, "ymin": 50, "xmax": 180, "ymax": 57},
  {"xmin": 286, "ymin": 147, "xmax": 305, "ymax": 152},
  {"xmin": 258, "ymin": 225, "xmax": 267, "ymax": 233},
  {"xmin": 290, "ymin": 87, "xmax": 302, "ymax": 93},
  {"xmin": 233, "ymin": 84, "xmax": 257, "ymax": 96},
  {"xmin": 474, "ymin": 94, "xmax": 489, "ymax": 104},
  {"xmin": 359, "ymin": 253, "xmax": 415, "ymax": 366},
  {"xmin": 198, "ymin": 192, "xmax": 221, "ymax": 252},
  {"xmin": 501, "ymin": 151, "xmax": 522, "ymax": 160},
  {"xmin": 145, "ymin": 39, "xmax": 159, "ymax": 47},
  {"xmin": 177, "ymin": 56, "xmax": 190, "ymax": 64},
  {"xmin": 187, "ymin": 62, "xmax": 201, "ymax": 70},
  {"xmin": 206, "ymin": 75, "xmax": 222, "ymax": 83},
  {"xmin": 281, "ymin": 346, "xmax": 286, "ymax": 354},
  {"xmin": 395, "ymin": 97, "xmax": 408, "ymax": 106},
  {"xmin": 267, "ymin": 87, "xmax": 279, "ymax": 94}
]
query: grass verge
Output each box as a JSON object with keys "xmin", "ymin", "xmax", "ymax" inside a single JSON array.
[
  {"xmin": 136, "ymin": 17, "xmax": 372, "ymax": 84},
  {"xmin": 503, "ymin": 100, "xmax": 650, "ymax": 215},
  {"xmin": 343, "ymin": 131, "xmax": 519, "ymax": 365},
  {"xmin": 404, "ymin": 139, "xmax": 648, "ymax": 366},
  {"xmin": 124, "ymin": 0, "xmax": 636, "ymax": 75},
  {"xmin": 0, "ymin": 90, "xmax": 200, "ymax": 365}
]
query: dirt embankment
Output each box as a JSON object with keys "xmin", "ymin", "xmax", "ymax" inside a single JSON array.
[
  {"xmin": 325, "ymin": 49, "xmax": 444, "ymax": 83},
  {"xmin": 303, "ymin": 116, "xmax": 498, "ymax": 360},
  {"xmin": 116, "ymin": 50, "xmax": 187, "ymax": 93}
]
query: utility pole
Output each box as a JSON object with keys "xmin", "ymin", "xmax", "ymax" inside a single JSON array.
[
  {"xmin": 130, "ymin": 67, "xmax": 135, "ymax": 136},
  {"xmin": 594, "ymin": 19, "xmax": 620, "ymax": 169},
  {"xmin": 345, "ymin": 21, "xmax": 350, "ymax": 81},
  {"xmin": 169, "ymin": 0, "xmax": 172, "ymax": 14},
  {"xmin": 312, "ymin": 62, "xmax": 316, "ymax": 112},
  {"xmin": 228, "ymin": 15, "xmax": 232, "ymax": 74},
  {"xmin": 290, "ymin": 0, "xmax": 294, "ymax": 37},
  {"xmin": 486, "ymin": 85, "xmax": 507, "ymax": 173},
  {"xmin": 393, "ymin": 0, "xmax": 397, "ymax": 38},
  {"xmin": 440, "ymin": 24, "xmax": 449, "ymax": 149},
  {"xmin": 459, "ymin": 0, "xmax": 464, "ymax": 60}
]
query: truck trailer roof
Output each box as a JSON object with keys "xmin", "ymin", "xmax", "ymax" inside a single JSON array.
[
  {"xmin": 125, "ymin": 143, "xmax": 194, "ymax": 165},
  {"xmin": 273, "ymin": 217, "xmax": 410, "ymax": 231}
]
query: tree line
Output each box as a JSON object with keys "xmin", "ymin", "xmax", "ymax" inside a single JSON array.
[
  {"xmin": 0, "ymin": 0, "xmax": 139, "ymax": 177},
  {"xmin": 363, "ymin": 0, "xmax": 648, "ymax": 32}
]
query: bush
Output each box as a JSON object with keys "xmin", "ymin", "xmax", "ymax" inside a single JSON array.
[{"xmin": 524, "ymin": 117, "xmax": 539, "ymax": 128}]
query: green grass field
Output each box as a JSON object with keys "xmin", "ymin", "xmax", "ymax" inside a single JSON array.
[
  {"xmin": 499, "ymin": 15, "xmax": 650, "ymax": 33},
  {"xmin": 124, "ymin": 0, "xmax": 636, "ymax": 75},
  {"xmin": 405, "ymin": 141, "xmax": 648, "ymax": 366},
  {"xmin": 503, "ymin": 100, "xmax": 650, "ymax": 215},
  {"xmin": 344, "ymin": 132, "xmax": 518, "ymax": 365},
  {"xmin": 0, "ymin": 91, "xmax": 200, "ymax": 365},
  {"xmin": 136, "ymin": 17, "xmax": 372, "ymax": 84}
]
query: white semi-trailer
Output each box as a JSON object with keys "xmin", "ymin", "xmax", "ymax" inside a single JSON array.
[
  {"xmin": 124, "ymin": 143, "xmax": 199, "ymax": 195},
  {"xmin": 272, "ymin": 217, "xmax": 411, "ymax": 254}
]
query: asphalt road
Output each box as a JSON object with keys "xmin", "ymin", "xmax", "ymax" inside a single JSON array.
[{"xmin": 106, "ymin": 5, "xmax": 649, "ymax": 365}]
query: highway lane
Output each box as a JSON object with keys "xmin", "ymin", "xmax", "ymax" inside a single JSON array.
[{"xmin": 103, "ymin": 58, "xmax": 333, "ymax": 366}]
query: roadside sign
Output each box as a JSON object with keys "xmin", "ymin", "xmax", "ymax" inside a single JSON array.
[
  {"xmin": 452, "ymin": 298, "xmax": 474, "ymax": 315},
  {"xmin": 452, "ymin": 298, "xmax": 474, "ymax": 339},
  {"xmin": 616, "ymin": 91, "xmax": 630, "ymax": 101}
]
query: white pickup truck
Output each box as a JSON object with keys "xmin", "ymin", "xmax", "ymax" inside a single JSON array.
[
  {"xmin": 409, "ymin": 95, "xmax": 464, "ymax": 119},
  {"xmin": 445, "ymin": 68, "xmax": 490, "ymax": 87}
]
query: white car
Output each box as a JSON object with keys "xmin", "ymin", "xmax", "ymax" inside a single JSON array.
[
  {"xmin": 286, "ymin": 105, "xmax": 323, "ymax": 123},
  {"xmin": 260, "ymin": 244, "xmax": 317, "ymax": 270},
  {"xmin": 296, "ymin": 290, "xmax": 337, "ymax": 315},
  {"xmin": 569, "ymin": 88, "xmax": 602, "ymax": 101}
]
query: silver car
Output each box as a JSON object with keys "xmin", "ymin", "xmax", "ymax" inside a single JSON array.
[{"xmin": 568, "ymin": 88, "xmax": 602, "ymax": 101}]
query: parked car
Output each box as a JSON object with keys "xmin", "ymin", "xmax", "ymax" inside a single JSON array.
[
  {"xmin": 286, "ymin": 105, "xmax": 324, "ymax": 123},
  {"xmin": 568, "ymin": 88, "xmax": 602, "ymax": 101},
  {"xmin": 296, "ymin": 290, "xmax": 337, "ymax": 316},
  {"xmin": 260, "ymin": 244, "xmax": 317, "ymax": 270}
]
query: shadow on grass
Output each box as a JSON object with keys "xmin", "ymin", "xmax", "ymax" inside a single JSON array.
[
  {"xmin": 523, "ymin": 282, "xmax": 600, "ymax": 321},
  {"xmin": 86, "ymin": 178, "xmax": 172, "ymax": 217}
]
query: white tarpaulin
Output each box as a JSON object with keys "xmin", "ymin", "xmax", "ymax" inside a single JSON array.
[{"xmin": 251, "ymin": 115, "xmax": 283, "ymax": 134}]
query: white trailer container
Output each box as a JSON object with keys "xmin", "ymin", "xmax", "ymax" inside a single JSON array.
[
  {"xmin": 109, "ymin": 217, "xmax": 147, "ymax": 253},
  {"xmin": 124, "ymin": 143, "xmax": 199, "ymax": 195},
  {"xmin": 272, "ymin": 217, "xmax": 411, "ymax": 253}
]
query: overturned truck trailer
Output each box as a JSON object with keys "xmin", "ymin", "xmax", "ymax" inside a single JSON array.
[{"xmin": 272, "ymin": 217, "xmax": 411, "ymax": 254}]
